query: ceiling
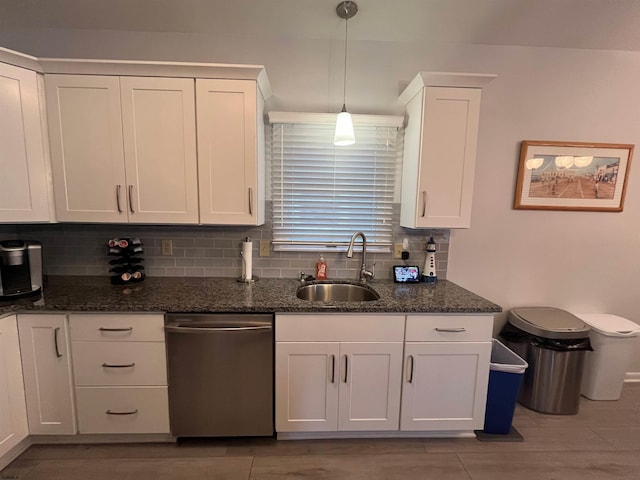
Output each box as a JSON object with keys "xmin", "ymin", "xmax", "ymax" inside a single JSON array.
[{"xmin": 1, "ymin": 0, "xmax": 640, "ymax": 52}]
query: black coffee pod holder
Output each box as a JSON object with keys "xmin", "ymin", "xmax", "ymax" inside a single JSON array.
[{"xmin": 107, "ymin": 237, "xmax": 145, "ymax": 285}]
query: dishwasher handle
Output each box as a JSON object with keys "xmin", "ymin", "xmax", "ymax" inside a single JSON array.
[{"xmin": 165, "ymin": 325, "xmax": 272, "ymax": 334}]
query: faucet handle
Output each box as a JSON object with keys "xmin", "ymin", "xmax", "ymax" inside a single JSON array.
[{"xmin": 362, "ymin": 262, "xmax": 375, "ymax": 280}]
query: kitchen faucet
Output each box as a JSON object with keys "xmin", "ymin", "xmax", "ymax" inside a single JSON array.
[{"xmin": 346, "ymin": 231, "xmax": 375, "ymax": 282}]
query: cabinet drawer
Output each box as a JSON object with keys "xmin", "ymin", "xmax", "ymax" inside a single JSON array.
[
  {"xmin": 72, "ymin": 341, "xmax": 167, "ymax": 386},
  {"xmin": 70, "ymin": 314, "xmax": 164, "ymax": 342},
  {"xmin": 276, "ymin": 314, "xmax": 405, "ymax": 342},
  {"xmin": 405, "ymin": 315, "xmax": 493, "ymax": 342},
  {"xmin": 75, "ymin": 386, "xmax": 169, "ymax": 434}
]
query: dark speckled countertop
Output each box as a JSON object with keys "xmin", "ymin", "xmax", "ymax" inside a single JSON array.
[{"xmin": 0, "ymin": 276, "xmax": 501, "ymax": 315}]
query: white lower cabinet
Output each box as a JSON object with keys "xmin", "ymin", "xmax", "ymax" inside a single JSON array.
[
  {"xmin": 69, "ymin": 313, "xmax": 169, "ymax": 434},
  {"xmin": 0, "ymin": 315, "xmax": 28, "ymax": 463},
  {"xmin": 275, "ymin": 314, "xmax": 404, "ymax": 433},
  {"xmin": 275, "ymin": 313, "xmax": 493, "ymax": 436},
  {"xmin": 400, "ymin": 315, "xmax": 492, "ymax": 431},
  {"xmin": 17, "ymin": 314, "xmax": 76, "ymax": 435}
]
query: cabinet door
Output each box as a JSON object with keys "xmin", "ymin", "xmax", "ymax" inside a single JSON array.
[
  {"xmin": 196, "ymin": 79, "xmax": 263, "ymax": 225},
  {"xmin": 275, "ymin": 342, "xmax": 340, "ymax": 432},
  {"xmin": 121, "ymin": 77, "xmax": 199, "ymax": 224},
  {"xmin": 0, "ymin": 315, "xmax": 28, "ymax": 459},
  {"xmin": 400, "ymin": 341, "xmax": 490, "ymax": 431},
  {"xmin": 0, "ymin": 63, "xmax": 51, "ymax": 222},
  {"xmin": 46, "ymin": 74, "xmax": 127, "ymax": 222},
  {"xmin": 337, "ymin": 342, "xmax": 403, "ymax": 431},
  {"xmin": 17, "ymin": 314, "xmax": 77, "ymax": 434},
  {"xmin": 400, "ymin": 87, "xmax": 481, "ymax": 229}
]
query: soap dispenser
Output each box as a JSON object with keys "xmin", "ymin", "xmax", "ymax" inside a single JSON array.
[{"xmin": 316, "ymin": 255, "xmax": 328, "ymax": 280}]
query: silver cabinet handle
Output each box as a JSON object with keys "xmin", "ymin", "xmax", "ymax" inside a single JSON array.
[
  {"xmin": 128, "ymin": 185, "xmax": 135, "ymax": 213},
  {"xmin": 329, "ymin": 355, "xmax": 336, "ymax": 383},
  {"xmin": 102, "ymin": 362, "xmax": 135, "ymax": 368},
  {"xmin": 248, "ymin": 187, "xmax": 253, "ymax": 215},
  {"xmin": 407, "ymin": 355, "xmax": 414, "ymax": 383},
  {"xmin": 165, "ymin": 325, "xmax": 271, "ymax": 334},
  {"xmin": 434, "ymin": 328, "xmax": 467, "ymax": 333},
  {"xmin": 343, "ymin": 354, "xmax": 348, "ymax": 383},
  {"xmin": 54, "ymin": 327, "xmax": 62, "ymax": 358},
  {"xmin": 116, "ymin": 185, "xmax": 123, "ymax": 213},
  {"xmin": 99, "ymin": 327, "xmax": 133, "ymax": 333},
  {"xmin": 421, "ymin": 191, "xmax": 427, "ymax": 217},
  {"xmin": 106, "ymin": 409, "xmax": 138, "ymax": 416}
]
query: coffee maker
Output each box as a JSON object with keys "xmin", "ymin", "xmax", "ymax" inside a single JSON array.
[{"xmin": 0, "ymin": 240, "xmax": 43, "ymax": 299}]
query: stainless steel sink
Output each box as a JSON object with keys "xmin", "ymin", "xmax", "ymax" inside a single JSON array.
[{"xmin": 296, "ymin": 282, "xmax": 380, "ymax": 302}]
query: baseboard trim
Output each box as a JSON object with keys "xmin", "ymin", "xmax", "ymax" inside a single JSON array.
[
  {"xmin": 276, "ymin": 431, "xmax": 476, "ymax": 440},
  {"xmin": 30, "ymin": 433, "xmax": 175, "ymax": 444},
  {"xmin": 0, "ymin": 436, "xmax": 32, "ymax": 471}
]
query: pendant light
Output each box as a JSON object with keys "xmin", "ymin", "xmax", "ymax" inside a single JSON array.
[{"xmin": 334, "ymin": 1, "xmax": 357, "ymax": 146}]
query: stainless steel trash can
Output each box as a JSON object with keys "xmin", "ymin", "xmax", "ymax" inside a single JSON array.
[{"xmin": 500, "ymin": 307, "xmax": 592, "ymax": 415}]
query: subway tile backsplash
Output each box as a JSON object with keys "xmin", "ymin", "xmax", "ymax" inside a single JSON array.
[{"xmin": 3, "ymin": 204, "xmax": 449, "ymax": 280}]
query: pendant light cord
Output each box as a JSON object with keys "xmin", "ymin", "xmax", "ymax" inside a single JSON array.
[{"xmin": 342, "ymin": 12, "xmax": 349, "ymax": 110}]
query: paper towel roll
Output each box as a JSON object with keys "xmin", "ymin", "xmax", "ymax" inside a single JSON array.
[{"xmin": 241, "ymin": 239, "xmax": 253, "ymax": 281}]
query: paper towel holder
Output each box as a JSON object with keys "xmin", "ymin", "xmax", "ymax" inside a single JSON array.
[{"xmin": 237, "ymin": 237, "xmax": 258, "ymax": 283}]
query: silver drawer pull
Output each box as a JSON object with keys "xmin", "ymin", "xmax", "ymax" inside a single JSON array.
[
  {"xmin": 102, "ymin": 362, "xmax": 136, "ymax": 368},
  {"xmin": 128, "ymin": 185, "xmax": 135, "ymax": 213},
  {"xmin": 99, "ymin": 327, "xmax": 133, "ymax": 332},
  {"xmin": 106, "ymin": 409, "xmax": 138, "ymax": 416},
  {"xmin": 407, "ymin": 355, "xmax": 414, "ymax": 383},
  {"xmin": 54, "ymin": 327, "xmax": 63, "ymax": 358},
  {"xmin": 434, "ymin": 327, "xmax": 467, "ymax": 333},
  {"xmin": 116, "ymin": 185, "xmax": 123, "ymax": 213}
]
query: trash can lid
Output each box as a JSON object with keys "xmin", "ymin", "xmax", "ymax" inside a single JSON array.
[
  {"xmin": 508, "ymin": 307, "xmax": 590, "ymax": 339},
  {"xmin": 572, "ymin": 313, "xmax": 640, "ymax": 337}
]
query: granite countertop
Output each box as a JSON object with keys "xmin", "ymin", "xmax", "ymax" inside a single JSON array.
[{"xmin": 0, "ymin": 276, "xmax": 501, "ymax": 315}]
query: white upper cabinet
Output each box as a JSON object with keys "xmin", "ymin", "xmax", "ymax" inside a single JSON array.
[
  {"xmin": 196, "ymin": 79, "xmax": 266, "ymax": 225},
  {"xmin": 121, "ymin": 77, "xmax": 198, "ymax": 224},
  {"xmin": 0, "ymin": 54, "xmax": 53, "ymax": 223},
  {"xmin": 40, "ymin": 57, "xmax": 271, "ymax": 226},
  {"xmin": 45, "ymin": 74, "xmax": 198, "ymax": 223},
  {"xmin": 46, "ymin": 75, "xmax": 126, "ymax": 222},
  {"xmin": 399, "ymin": 72, "xmax": 496, "ymax": 229}
]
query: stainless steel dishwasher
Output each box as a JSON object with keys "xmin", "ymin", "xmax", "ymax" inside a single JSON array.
[{"xmin": 165, "ymin": 313, "xmax": 274, "ymax": 437}]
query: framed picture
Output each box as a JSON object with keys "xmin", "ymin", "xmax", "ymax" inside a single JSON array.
[{"xmin": 514, "ymin": 141, "xmax": 634, "ymax": 212}]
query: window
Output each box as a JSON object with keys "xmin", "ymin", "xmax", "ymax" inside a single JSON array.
[{"xmin": 269, "ymin": 112, "xmax": 403, "ymax": 252}]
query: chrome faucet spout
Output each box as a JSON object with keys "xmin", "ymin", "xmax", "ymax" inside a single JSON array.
[{"xmin": 346, "ymin": 231, "xmax": 374, "ymax": 282}]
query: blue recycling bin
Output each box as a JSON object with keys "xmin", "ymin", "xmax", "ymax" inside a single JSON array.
[{"xmin": 483, "ymin": 339, "xmax": 528, "ymax": 434}]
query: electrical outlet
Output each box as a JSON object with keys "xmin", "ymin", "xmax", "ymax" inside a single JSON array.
[
  {"xmin": 259, "ymin": 240, "xmax": 271, "ymax": 257},
  {"xmin": 393, "ymin": 243, "xmax": 404, "ymax": 259},
  {"xmin": 161, "ymin": 239, "xmax": 173, "ymax": 256}
]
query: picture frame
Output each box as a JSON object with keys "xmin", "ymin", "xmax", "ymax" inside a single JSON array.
[{"xmin": 514, "ymin": 140, "xmax": 634, "ymax": 212}]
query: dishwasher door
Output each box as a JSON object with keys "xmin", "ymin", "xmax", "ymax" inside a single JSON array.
[{"xmin": 165, "ymin": 313, "xmax": 274, "ymax": 437}]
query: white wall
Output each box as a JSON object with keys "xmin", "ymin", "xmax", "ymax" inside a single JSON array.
[{"xmin": 1, "ymin": 28, "xmax": 639, "ymax": 371}]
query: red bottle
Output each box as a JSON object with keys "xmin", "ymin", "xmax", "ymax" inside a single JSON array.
[{"xmin": 316, "ymin": 255, "xmax": 327, "ymax": 280}]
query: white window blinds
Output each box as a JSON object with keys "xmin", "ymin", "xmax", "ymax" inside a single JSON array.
[{"xmin": 269, "ymin": 113, "xmax": 403, "ymax": 252}]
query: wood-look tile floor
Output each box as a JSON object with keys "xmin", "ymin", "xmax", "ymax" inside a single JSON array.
[{"xmin": 3, "ymin": 383, "xmax": 639, "ymax": 480}]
